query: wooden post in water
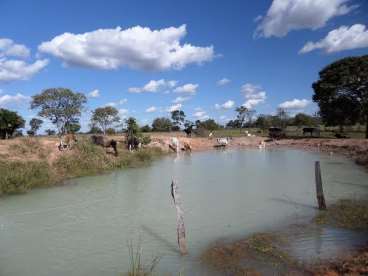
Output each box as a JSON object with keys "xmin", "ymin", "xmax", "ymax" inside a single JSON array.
[
  {"xmin": 170, "ymin": 179, "xmax": 188, "ymax": 255},
  {"xmin": 315, "ymin": 161, "xmax": 327, "ymax": 210}
]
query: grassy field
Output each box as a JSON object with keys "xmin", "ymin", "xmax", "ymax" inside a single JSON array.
[{"xmin": 0, "ymin": 137, "xmax": 164, "ymax": 196}]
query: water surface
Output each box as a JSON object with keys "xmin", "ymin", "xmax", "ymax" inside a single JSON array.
[{"xmin": 0, "ymin": 149, "xmax": 367, "ymax": 275}]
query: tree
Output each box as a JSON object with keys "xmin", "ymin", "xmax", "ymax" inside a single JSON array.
[
  {"xmin": 293, "ymin": 113, "xmax": 316, "ymax": 127},
  {"xmin": 276, "ymin": 108, "xmax": 289, "ymax": 129},
  {"xmin": 31, "ymin": 88, "xmax": 87, "ymax": 134},
  {"xmin": 65, "ymin": 122, "xmax": 81, "ymax": 133},
  {"xmin": 29, "ymin": 118, "xmax": 43, "ymax": 135},
  {"xmin": 45, "ymin": 129, "xmax": 56, "ymax": 136},
  {"xmin": 171, "ymin": 110, "xmax": 185, "ymax": 130},
  {"xmin": 152, "ymin": 117, "xmax": 173, "ymax": 131},
  {"xmin": 91, "ymin": 106, "xmax": 120, "ymax": 135},
  {"xmin": 0, "ymin": 108, "xmax": 25, "ymax": 139},
  {"xmin": 89, "ymin": 125, "xmax": 103, "ymax": 134},
  {"xmin": 235, "ymin": 106, "xmax": 255, "ymax": 129},
  {"xmin": 125, "ymin": 117, "xmax": 140, "ymax": 140},
  {"xmin": 312, "ymin": 55, "xmax": 368, "ymax": 137},
  {"xmin": 141, "ymin": 125, "xmax": 152, "ymax": 132},
  {"xmin": 196, "ymin": 119, "xmax": 220, "ymax": 131}
]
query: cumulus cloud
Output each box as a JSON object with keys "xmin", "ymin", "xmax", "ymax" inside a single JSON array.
[
  {"xmin": 241, "ymin": 83, "xmax": 266, "ymax": 109},
  {"xmin": 215, "ymin": 100, "xmax": 235, "ymax": 110},
  {"xmin": 0, "ymin": 58, "xmax": 48, "ymax": 83},
  {"xmin": 172, "ymin": 96, "xmax": 190, "ymax": 103},
  {"xmin": 299, "ymin": 24, "xmax": 368, "ymax": 54},
  {"xmin": 217, "ymin": 78, "xmax": 230, "ymax": 86},
  {"xmin": 167, "ymin": 103, "xmax": 182, "ymax": 112},
  {"xmin": 88, "ymin": 89, "xmax": 100, "ymax": 98},
  {"xmin": 173, "ymin": 83, "xmax": 198, "ymax": 95},
  {"xmin": 38, "ymin": 25, "xmax": 214, "ymax": 71},
  {"xmin": 255, "ymin": 0, "xmax": 357, "ymax": 38},
  {"xmin": 0, "ymin": 38, "xmax": 30, "ymax": 58},
  {"xmin": 119, "ymin": 108, "xmax": 129, "ymax": 118},
  {"xmin": 279, "ymin": 98, "xmax": 310, "ymax": 109},
  {"xmin": 0, "ymin": 38, "xmax": 48, "ymax": 83},
  {"xmin": 128, "ymin": 79, "xmax": 177, "ymax": 93},
  {"xmin": 193, "ymin": 109, "xmax": 209, "ymax": 120},
  {"xmin": 146, "ymin": 106, "xmax": 157, "ymax": 113},
  {"xmin": 0, "ymin": 93, "xmax": 30, "ymax": 107}
]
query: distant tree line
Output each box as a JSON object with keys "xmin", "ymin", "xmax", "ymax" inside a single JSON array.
[{"xmin": 0, "ymin": 55, "xmax": 367, "ymax": 139}]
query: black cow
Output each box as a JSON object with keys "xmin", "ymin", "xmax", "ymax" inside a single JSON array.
[
  {"xmin": 90, "ymin": 135, "xmax": 118, "ymax": 156},
  {"xmin": 127, "ymin": 136, "xmax": 141, "ymax": 151},
  {"xmin": 183, "ymin": 125, "xmax": 193, "ymax": 137},
  {"xmin": 303, "ymin": 127, "xmax": 320, "ymax": 137}
]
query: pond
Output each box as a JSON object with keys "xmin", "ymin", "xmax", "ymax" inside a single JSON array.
[{"xmin": 0, "ymin": 149, "xmax": 367, "ymax": 275}]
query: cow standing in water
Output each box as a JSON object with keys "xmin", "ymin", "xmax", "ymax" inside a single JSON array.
[
  {"xmin": 58, "ymin": 133, "xmax": 78, "ymax": 151},
  {"xmin": 90, "ymin": 135, "xmax": 118, "ymax": 156}
]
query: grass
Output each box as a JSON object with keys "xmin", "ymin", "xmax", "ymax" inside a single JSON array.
[
  {"xmin": 124, "ymin": 239, "xmax": 160, "ymax": 276},
  {"xmin": 0, "ymin": 137, "xmax": 164, "ymax": 196},
  {"xmin": 0, "ymin": 160, "xmax": 52, "ymax": 195},
  {"xmin": 314, "ymin": 199, "xmax": 368, "ymax": 230}
]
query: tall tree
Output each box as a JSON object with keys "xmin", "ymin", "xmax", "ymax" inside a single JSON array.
[
  {"xmin": 235, "ymin": 106, "xmax": 255, "ymax": 129},
  {"xmin": 313, "ymin": 55, "xmax": 368, "ymax": 137},
  {"xmin": 91, "ymin": 106, "xmax": 120, "ymax": 135},
  {"xmin": 171, "ymin": 110, "xmax": 185, "ymax": 130},
  {"xmin": 0, "ymin": 109, "xmax": 25, "ymax": 139},
  {"xmin": 125, "ymin": 117, "xmax": 140, "ymax": 140},
  {"xmin": 276, "ymin": 108, "xmax": 289, "ymax": 129},
  {"xmin": 31, "ymin": 88, "xmax": 87, "ymax": 134},
  {"xmin": 29, "ymin": 118, "xmax": 43, "ymax": 135},
  {"xmin": 152, "ymin": 117, "xmax": 173, "ymax": 131}
]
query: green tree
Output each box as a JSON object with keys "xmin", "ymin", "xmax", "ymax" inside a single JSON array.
[
  {"xmin": 140, "ymin": 125, "xmax": 152, "ymax": 132},
  {"xmin": 125, "ymin": 117, "xmax": 140, "ymax": 140},
  {"xmin": 171, "ymin": 110, "xmax": 185, "ymax": 130},
  {"xmin": 276, "ymin": 108, "xmax": 289, "ymax": 129},
  {"xmin": 293, "ymin": 113, "xmax": 316, "ymax": 127},
  {"xmin": 45, "ymin": 129, "xmax": 56, "ymax": 136},
  {"xmin": 29, "ymin": 118, "xmax": 43, "ymax": 135},
  {"xmin": 91, "ymin": 106, "xmax": 120, "ymax": 135},
  {"xmin": 196, "ymin": 119, "xmax": 220, "ymax": 131},
  {"xmin": 30, "ymin": 88, "xmax": 87, "ymax": 134},
  {"xmin": 65, "ymin": 122, "xmax": 81, "ymax": 133},
  {"xmin": 235, "ymin": 106, "xmax": 255, "ymax": 129},
  {"xmin": 312, "ymin": 55, "xmax": 368, "ymax": 137},
  {"xmin": 152, "ymin": 117, "xmax": 173, "ymax": 132},
  {"xmin": 0, "ymin": 108, "xmax": 25, "ymax": 139}
]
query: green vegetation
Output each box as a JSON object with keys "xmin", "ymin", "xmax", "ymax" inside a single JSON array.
[
  {"xmin": 91, "ymin": 106, "xmax": 120, "ymax": 135},
  {"xmin": 0, "ymin": 160, "xmax": 52, "ymax": 195},
  {"xmin": 0, "ymin": 108, "xmax": 25, "ymax": 139},
  {"xmin": 0, "ymin": 137, "xmax": 164, "ymax": 196},
  {"xmin": 31, "ymin": 88, "xmax": 87, "ymax": 135}
]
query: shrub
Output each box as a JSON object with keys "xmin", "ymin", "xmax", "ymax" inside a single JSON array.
[{"xmin": 141, "ymin": 135, "xmax": 151, "ymax": 145}]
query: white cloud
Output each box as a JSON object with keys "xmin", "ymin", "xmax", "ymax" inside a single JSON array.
[
  {"xmin": 255, "ymin": 0, "xmax": 356, "ymax": 38},
  {"xmin": 217, "ymin": 78, "xmax": 230, "ymax": 86},
  {"xmin": 215, "ymin": 100, "xmax": 235, "ymax": 110},
  {"xmin": 0, "ymin": 38, "xmax": 48, "ymax": 83},
  {"xmin": 0, "ymin": 38, "xmax": 30, "ymax": 58},
  {"xmin": 241, "ymin": 83, "xmax": 267, "ymax": 109},
  {"xmin": 88, "ymin": 89, "xmax": 100, "ymax": 98},
  {"xmin": 128, "ymin": 79, "xmax": 177, "ymax": 93},
  {"xmin": 119, "ymin": 108, "xmax": 129, "ymax": 118},
  {"xmin": 167, "ymin": 103, "xmax": 182, "ymax": 112},
  {"xmin": 0, "ymin": 93, "xmax": 30, "ymax": 107},
  {"xmin": 172, "ymin": 96, "xmax": 190, "ymax": 103},
  {"xmin": 146, "ymin": 106, "xmax": 157, "ymax": 113},
  {"xmin": 174, "ymin": 83, "xmax": 198, "ymax": 95},
  {"xmin": 279, "ymin": 98, "xmax": 310, "ymax": 109},
  {"xmin": 0, "ymin": 58, "xmax": 48, "ymax": 83},
  {"xmin": 300, "ymin": 24, "xmax": 368, "ymax": 54},
  {"xmin": 38, "ymin": 25, "xmax": 214, "ymax": 71},
  {"xmin": 106, "ymin": 98, "xmax": 127, "ymax": 107},
  {"xmin": 193, "ymin": 110, "xmax": 209, "ymax": 120}
]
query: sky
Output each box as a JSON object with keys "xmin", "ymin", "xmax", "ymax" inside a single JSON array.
[{"xmin": 0, "ymin": 0, "xmax": 367, "ymax": 132}]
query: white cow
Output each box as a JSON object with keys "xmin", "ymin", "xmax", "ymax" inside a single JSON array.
[
  {"xmin": 171, "ymin": 137, "xmax": 180, "ymax": 152},
  {"xmin": 217, "ymin": 137, "xmax": 229, "ymax": 146}
]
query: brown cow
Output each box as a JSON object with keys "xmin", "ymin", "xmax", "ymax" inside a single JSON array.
[
  {"xmin": 58, "ymin": 134, "xmax": 77, "ymax": 151},
  {"xmin": 90, "ymin": 135, "xmax": 118, "ymax": 156}
]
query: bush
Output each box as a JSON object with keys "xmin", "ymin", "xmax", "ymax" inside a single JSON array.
[{"xmin": 141, "ymin": 135, "xmax": 151, "ymax": 145}]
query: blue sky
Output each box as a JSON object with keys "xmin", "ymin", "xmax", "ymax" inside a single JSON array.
[{"xmin": 0, "ymin": 0, "xmax": 367, "ymax": 132}]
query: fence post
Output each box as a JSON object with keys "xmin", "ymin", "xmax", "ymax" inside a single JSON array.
[
  {"xmin": 171, "ymin": 179, "xmax": 188, "ymax": 255},
  {"xmin": 315, "ymin": 161, "xmax": 327, "ymax": 210}
]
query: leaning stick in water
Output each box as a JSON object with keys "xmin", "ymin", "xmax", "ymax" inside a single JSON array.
[
  {"xmin": 170, "ymin": 179, "xmax": 188, "ymax": 255},
  {"xmin": 315, "ymin": 161, "xmax": 327, "ymax": 210}
]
